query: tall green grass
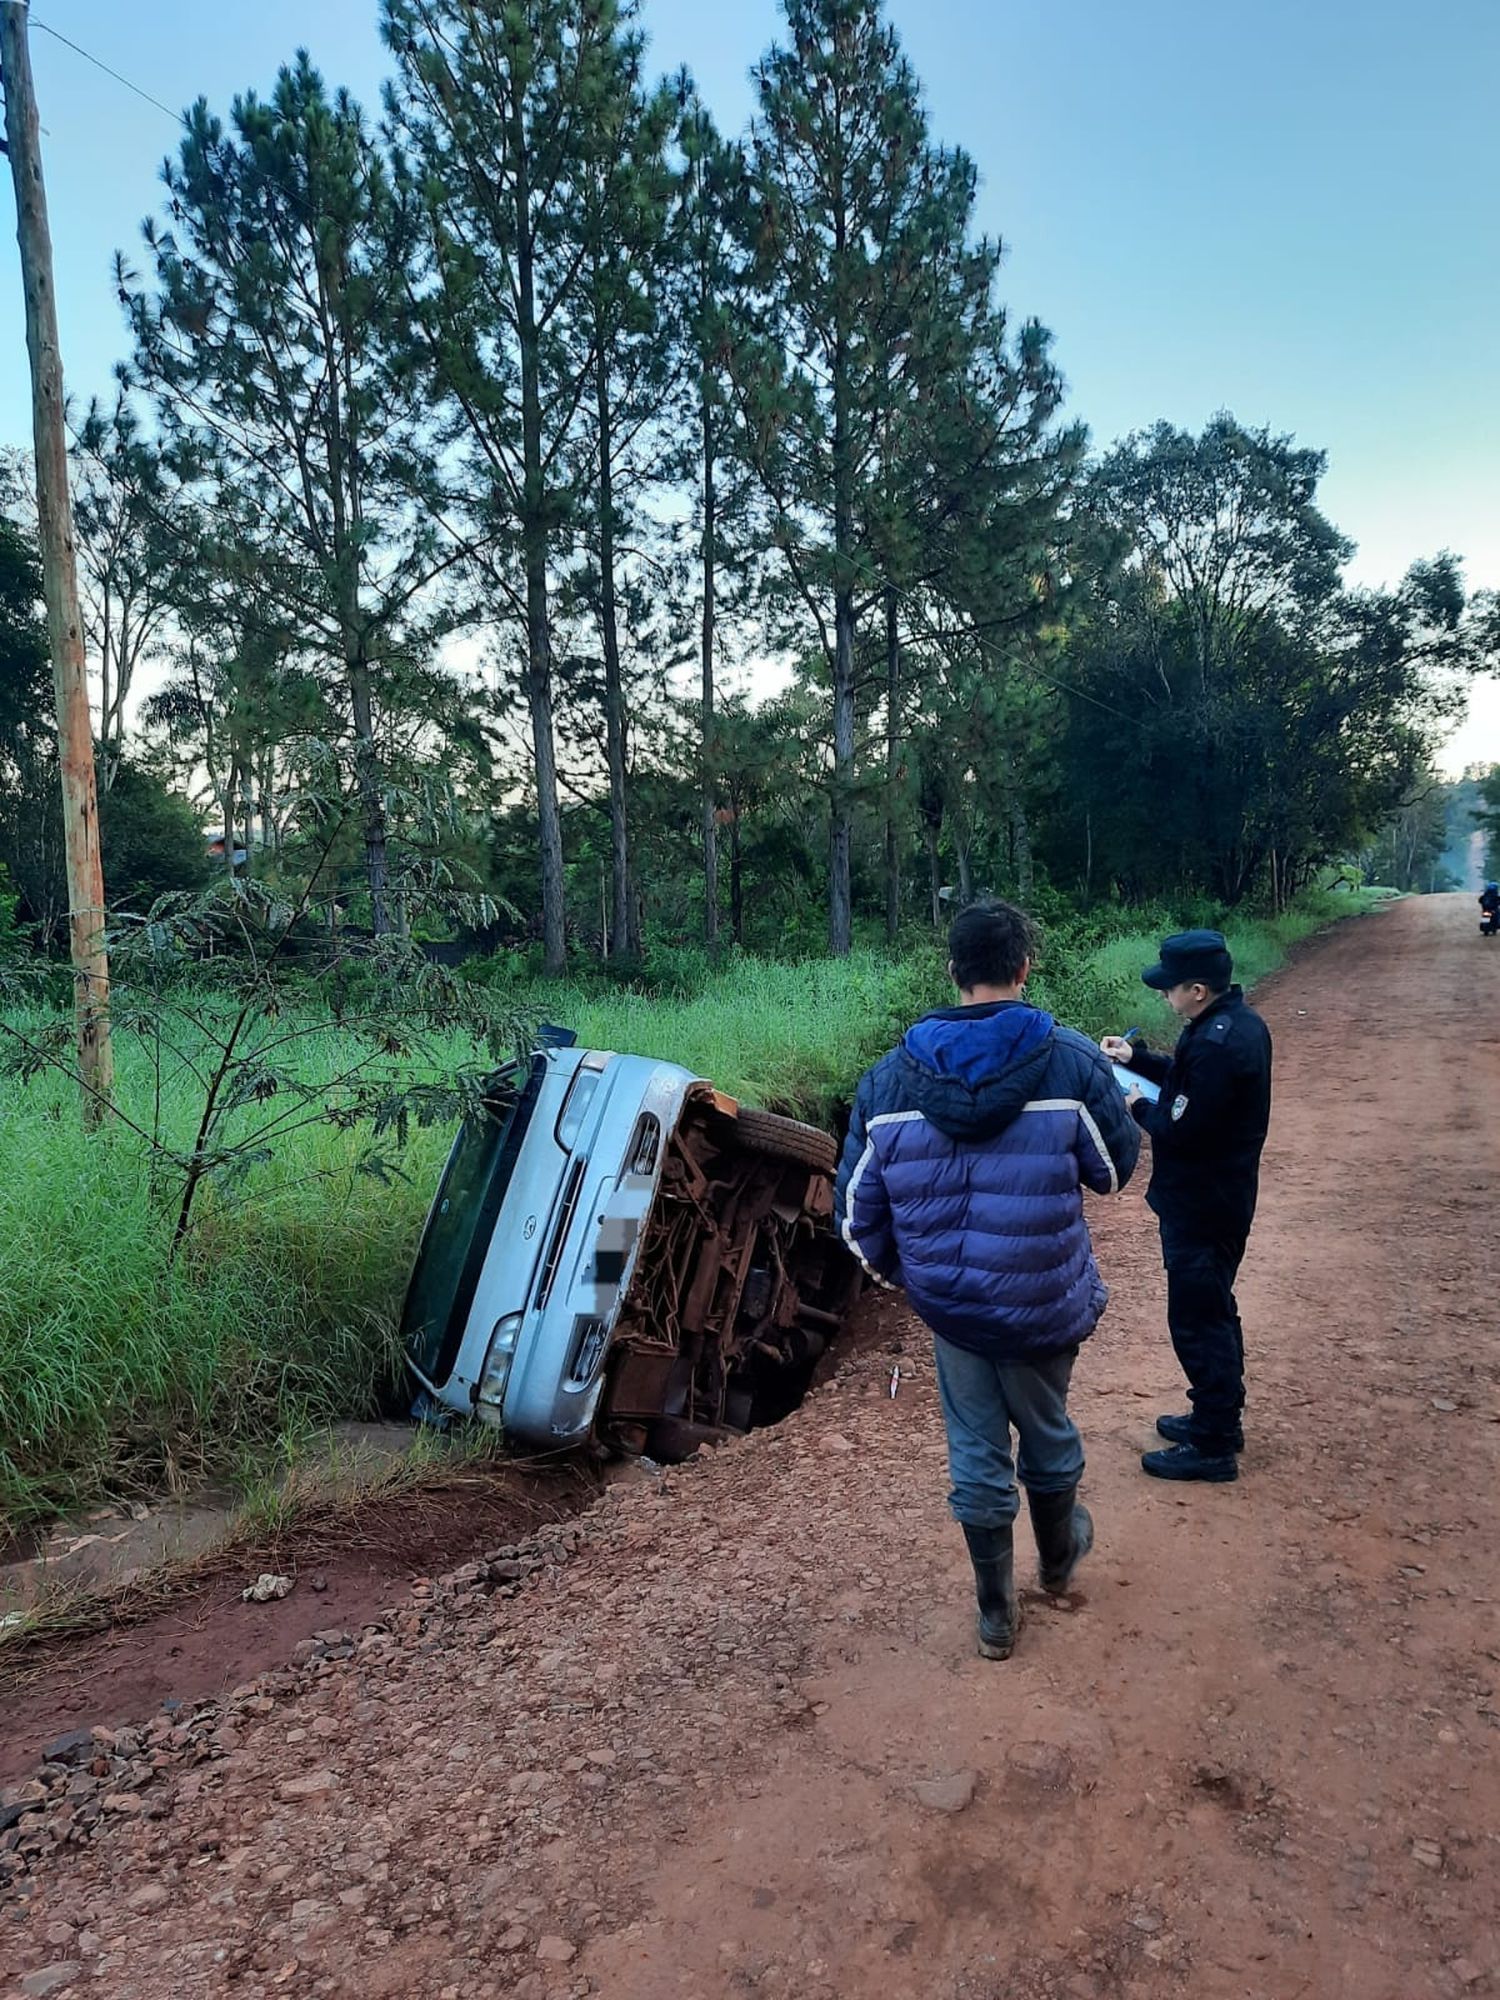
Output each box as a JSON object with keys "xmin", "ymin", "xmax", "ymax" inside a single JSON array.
[
  {"xmin": 0, "ymin": 1019, "xmax": 459, "ymax": 1527},
  {"xmin": 1031, "ymin": 889, "xmax": 1389, "ymax": 1046},
  {"xmin": 0, "ymin": 888, "xmax": 1385, "ymax": 1528},
  {"xmin": 512, "ymin": 953, "xmax": 946, "ymax": 1117}
]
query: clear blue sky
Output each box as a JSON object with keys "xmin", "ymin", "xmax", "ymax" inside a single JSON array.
[{"xmin": 3, "ymin": 0, "xmax": 1496, "ymax": 766}]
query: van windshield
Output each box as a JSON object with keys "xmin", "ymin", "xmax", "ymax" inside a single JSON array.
[{"xmin": 402, "ymin": 1059, "xmax": 539, "ymax": 1388}]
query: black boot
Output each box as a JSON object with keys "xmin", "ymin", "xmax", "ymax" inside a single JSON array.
[
  {"xmin": 960, "ymin": 1522, "xmax": 1021, "ymax": 1660},
  {"xmin": 1156, "ymin": 1411, "xmax": 1245, "ymax": 1453},
  {"xmin": 1141, "ymin": 1441, "xmax": 1238, "ymax": 1483},
  {"xmin": 1027, "ymin": 1486, "xmax": 1095, "ymax": 1595}
]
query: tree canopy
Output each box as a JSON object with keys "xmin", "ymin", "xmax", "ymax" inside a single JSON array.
[{"xmin": 2, "ymin": 0, "xmax": 1493, "ymax": 961}]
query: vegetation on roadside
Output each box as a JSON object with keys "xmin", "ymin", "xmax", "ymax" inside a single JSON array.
[
  {"xmin": 0, "ymin": 1424, "xmax": 593, "ymax": 1659},
  {"xmin": 3, "ymin": 0, "xmax": 1494, "ymax": 982},
  {"xmin": 0, "ymin": 889, "xmax": 1383, "ymax": 1531},
  {"xmin": 0, "ymin": 0, "xmax": 1461, "ymax": 1547}
]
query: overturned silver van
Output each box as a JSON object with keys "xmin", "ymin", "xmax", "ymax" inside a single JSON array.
[{"xmin": 401, "ymin": 1039, "xmax": 858, "ymax": 1461}]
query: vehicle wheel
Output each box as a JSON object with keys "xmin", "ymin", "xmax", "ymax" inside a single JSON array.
[{"xmin": 732, "ymin": 1106, "xmax": 838, "ymax": 1175}]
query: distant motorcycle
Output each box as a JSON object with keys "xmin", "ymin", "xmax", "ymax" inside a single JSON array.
[{"xmin": 1481, "ymin": 884, "xmax": 1500, "ymax": 937}]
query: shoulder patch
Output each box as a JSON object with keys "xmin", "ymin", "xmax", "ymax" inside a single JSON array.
[
  {"xmin": 1170, "ymin": 1093, "xmax": 1189, "ymax": 1121},
  {"xmin": 1211, "ymin": 1018, "xmax": 1230, "ymax": 1036}
]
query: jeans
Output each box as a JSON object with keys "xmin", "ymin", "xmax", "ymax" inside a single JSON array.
[
  {"xmin": 932, "ymin": 1336, "xmax": 1083, "ymax": 1529},
  {"xmin": 1159, "ymin": 1218, "xmax": 1248, "ymax": 1451}
]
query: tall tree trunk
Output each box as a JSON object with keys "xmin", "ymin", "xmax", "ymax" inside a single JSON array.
[
  {"xmin": 346, "ymin": 654, "xmax": 389, "ymax": 933},
  {"xmin": 99, "ymin": 589, "xmax": 115, "ymax": 790},
  {"xmin": 923, "ymin": 820, "xmax": 942, "ymax": 929},
  {"xmin": 100, "ymin": 584, "xmax": 139, "ymax": 792},
  {"xmin": 513, "ymin": 86, "xmax": 566, "ymax": 975},
  {"xmin": 523, "ymin": 588, "xmax": 566, "ymax": 975},
  {"xmin": 883, "ymin": 583, "xmax": 901, "ymax": 940},
  {"xmin": 595, "ymin": 342, "xmax": 632, "ymax": 960},
  {"xmin": 1004, "ymin": 751, "xmax": 1033, "ymax": 904},
  {"xmin": 238, "ymin": 761, "xmax": 256, "ymax": 878},
  {"xmin": 259, "ymin": 753, "xmax": 275, "ymax": 857},
  {"xmin": 828, "ymin": 207, "xmax": 854, "ymax": 959},
  {"xmin": 316, "ymin": 238, "xmax": 391, "ymax": 938},
  {"xmin": 830, "ymin": 588, "xmax": 855, "ymax": 957},
  {"xmin": 1012, "ymin": 797, "xmax": 1033, "ymax": 905},
  {"xmin": 729, "ymin": 804, "xmax": 744, "ymax": 947},
  {"xmin": 222, "ymin": 754, "xmax": 239, "ymax": 879},
  {"xmin": 700, "ymin": 383, "xmax": 719, "ymax": 951},
  {"xmin": 956, "ymin": 841, "xmax": 973, "ymax": 907}
]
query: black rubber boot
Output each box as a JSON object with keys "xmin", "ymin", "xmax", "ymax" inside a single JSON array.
[
  {"xmin": 1156, "ymin": 1411, "xmax": 1245, "ymax": 1453},
  {"xmin": 1027, "ymin": 1486, "xmax": 1095, "ymax": 1595},
  {"xmin": 1141, "ymin": 1441, "xmax": 1238, "ymax": 1483},
  {"xmin": 960, "ymin": 1522, "xmax": 1021, "ymax": 1660}
]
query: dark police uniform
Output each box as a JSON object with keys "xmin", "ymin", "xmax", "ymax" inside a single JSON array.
[{"xmin": 1122, "ymin": 932, "xmax": 1272, "ymax": 1461}]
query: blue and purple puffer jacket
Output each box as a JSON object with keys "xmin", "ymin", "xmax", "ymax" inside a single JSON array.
[{"xmin": 834, "ymin": 1001, "xmax": 1140, "ymax": 1360}]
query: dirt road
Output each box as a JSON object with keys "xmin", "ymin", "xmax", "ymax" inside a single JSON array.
[{"xmin": 3, "ymin": 893, "xmax": 1498, "ymax": 2000}]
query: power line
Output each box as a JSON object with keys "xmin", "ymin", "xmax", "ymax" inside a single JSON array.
[
  {"xmin": 30, "ymin": 17, "xmax": 182, "ymax": 125},
  {"xmin": 27, "ymin": 13, "xmax": 335, "ymax": 231}
]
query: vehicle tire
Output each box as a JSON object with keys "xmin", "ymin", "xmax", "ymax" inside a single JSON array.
[{"xmin": 732, "ymin": 1106, "xmax": 838, "ymax": 1175}]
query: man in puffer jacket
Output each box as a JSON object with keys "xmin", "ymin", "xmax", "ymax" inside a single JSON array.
[{"xmin": 836, "ymin": 899, "xmax": 1139, "ymax": 1661}]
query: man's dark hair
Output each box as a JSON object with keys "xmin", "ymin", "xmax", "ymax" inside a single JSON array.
[{"xmin": 948, "ymin": 899, "xmax": 1036, "ymax": 992}]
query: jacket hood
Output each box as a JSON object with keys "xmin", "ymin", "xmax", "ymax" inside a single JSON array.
[{"xmin": 896, "ymin": 1001, "xmax": 1056, "ymax": 1141}]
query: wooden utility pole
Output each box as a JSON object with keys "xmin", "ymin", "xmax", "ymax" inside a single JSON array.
[{"xmin": 1, "ymin": 0, "xmax": 113, "ymax": 1124}]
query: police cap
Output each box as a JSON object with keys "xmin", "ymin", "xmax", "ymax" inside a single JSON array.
[{"xmin": 1141, "ymin": 928, "xmax": 1233, "ymax": 992}]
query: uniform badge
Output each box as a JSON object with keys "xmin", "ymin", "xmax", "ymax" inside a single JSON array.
[{"xmin": 1170, "ymin": 1093, "xmax": 1189, "ymax": 1121}]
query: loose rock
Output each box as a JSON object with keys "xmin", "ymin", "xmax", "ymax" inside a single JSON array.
[
  {"xmin": 241, "ymin": 1574, "xmax": 294, "ymax": 1604},
  {"xmin": 912, "ymin": 1771, "xmax": 977, "ymax": 1814},
  {"xmin": 20, "ymin": 1966, "xmax": 82, "ymax": 1998}
]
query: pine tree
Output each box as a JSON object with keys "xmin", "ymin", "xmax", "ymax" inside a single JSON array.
[
  {"xmin": 568, "ymin": 34, "xmax": 676, "ymax": 959},
  {"xmin": 669, "ymin": 85, "xmax": 761, "ymax": 951},
  {"xmin": 125, "ymin": 55, "xmax": 450, "ymax": 934},
  {"xmin": 742, "ymin": 0, "xmax": 1072, "ymax": 950},
  {"xmin": 385, "ymin": 0, "xmax": 639, "ymax": 974},
  {"xmin": 741, "ymin": 0, "xmax": 919, "ymax": 953}
]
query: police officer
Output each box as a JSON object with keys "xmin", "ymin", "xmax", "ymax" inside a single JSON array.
[{"xmin": 1100, "ymin": 930, "xmax": 1272, "ymax": 1483}]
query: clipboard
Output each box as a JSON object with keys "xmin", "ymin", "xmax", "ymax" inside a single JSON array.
[{"xmin": 1110, "ymin": 1062, "xmax": 1161, "ymax": 1104}]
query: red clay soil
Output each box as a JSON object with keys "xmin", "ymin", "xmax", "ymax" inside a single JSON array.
[
  {"xmin": 2, "ymin": 892, "xmax": 1497, "ymax": 2000},
  {"xmin": 0, "ymin": 1471, "xmax": 594, "ymax": 1789}
]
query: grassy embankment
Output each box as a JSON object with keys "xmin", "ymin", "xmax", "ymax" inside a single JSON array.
[{"xmin": 0, "ymin": 889, "xmax": 1385, "ymax": 1528}]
